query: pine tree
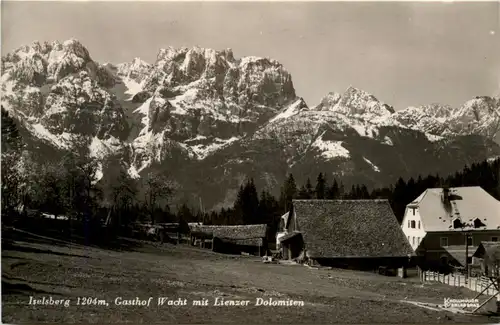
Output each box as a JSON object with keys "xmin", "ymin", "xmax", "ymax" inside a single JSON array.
[
  {"xmin": 338, "ymin": 181, "xmax": 345, "ymax": 199},
  {"xmin": 315, "ymin": 173, "xmax": 326, "ymax": 199},
  {"xmin": 234, "ymin": 178, "xmax": 259, "ymax": 224},
  {"xmin": 360, "ymin": 185, "xmax": 370, "ymax": 199},
  {"xmin": 305, "ymin": 178, "xmax": 314, "ymax": 198},
  {"xmin": 326, "ymin": 179, "xmax": 339, "ymax": 199},
  {"xmin": 280, "ymin": 174, "xmax": 297, "ymax": 212}
]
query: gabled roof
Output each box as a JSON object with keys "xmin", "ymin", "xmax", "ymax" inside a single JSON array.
[
  {"xmin": 212, "ymin": 224, "xmax": 267, "ymax": 240},
  {"xmin": 473, "ymin": 241, "xmax": 500, "ymax": 260},
  {"xmin": 190, "ymin": 224, "xmax": 266, "ymax": 238},
  {"xmin": 406, "ymin": 186, "xmax": 500, "ymax": 232},
  {"xmin": 280, "ymin": 212, "xmax": 290, "ymax": 228},
  {"xmin": 292, "ymin": 199, "xmax": 414, "ymax": 259},
  {"xmin": 442, "ymin": 245, "xmax": 475, "ymax": 267}
]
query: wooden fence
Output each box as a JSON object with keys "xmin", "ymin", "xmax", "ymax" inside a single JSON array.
[{"xmin": 421, "ymin": 271, "xmax": 498, "ymax": 295}]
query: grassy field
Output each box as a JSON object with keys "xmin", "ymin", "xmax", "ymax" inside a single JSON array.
[{"xmin": 2, "ymin": 227, "xmax": 500, "ymax": 324}]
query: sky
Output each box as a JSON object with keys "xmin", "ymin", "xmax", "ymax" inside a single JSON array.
[{"xmin": 2, "ymin": 1, "xmax": 499, "ymax": 110}]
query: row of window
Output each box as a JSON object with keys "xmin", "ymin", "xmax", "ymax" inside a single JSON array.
[
  {"xmin": 407, "ymin": 220, "xmax": 420, "ymax": 229},
  {"xmin": 407, "ymin": 236, "xmax": 420, "ymax": 246},
  {"xmin": 408, "ymin": 236, "xmax": 499, "ymax": 247},
  {"xmin": 440, "ymin": 236, "xmax": 498, "ymax": 247}
]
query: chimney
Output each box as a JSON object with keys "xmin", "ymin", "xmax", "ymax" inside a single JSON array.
[{"xmin": 441, "ymin": 187, "xmax": 452, "ymax": 213}]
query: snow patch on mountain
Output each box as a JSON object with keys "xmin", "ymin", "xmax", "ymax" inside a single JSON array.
[
  {"xmin": 349, "ymin": 122, "xmax": 380, "ymax": 139},
  {"xmin": 187, "ymin": 137, "xmax": 240, "ymax": 160},
  {"xmin": 122, "ymin": 77, "xmax": 144, "ymax": 97},
  {"xmin": 89, "ymin": 136, "xmax": 122, "ymax": 160},
  {"xmin": 30, "ymin": 123, "xmax": 73, "ymax": 149},
  {"xmin": 383, "ymin": 136, "xmax": 394, "ymax": 146},
  {"xmin": 363, "ymin": 157, "xmax": 380, "ymax": 172},
  {"xmin": 312, "ymin": 132, "xmax": 350, "ymax": 159},
  {"xmin": 425, "ymin": 133, "xmax": 444, "ymax": 142},
  {"xmin": 269, "ymin": 98, "xmax": 307, "ymax": 123},
  {"xmin": 134, "ymin": 97, "xmax": 153, "ymax": 130}
]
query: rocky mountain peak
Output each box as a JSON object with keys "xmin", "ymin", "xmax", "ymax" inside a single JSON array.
[
  {"xmin": 314, "ymin": 92, "xmax": 342, "ymax": 111},
  {"xmin": 61, "ymin": 38, "xmax": 91, "ymax": 59},
  {"xmin": 116, "ymin": 57, "xmax": 152, "ymax": 83},
  {"xmin": 312, "ymin": 86, "xmax": 394, "ymax": 118}
]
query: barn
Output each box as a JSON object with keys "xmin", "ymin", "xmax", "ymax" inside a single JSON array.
[
  {"xmin": 189, "ymin": 224, "xmax": 268, "ymax": 256},
  {"xmin": 279, "ymin": 199, "xmax": 414, "ymax": 271},
  {"xmin": 189, "ymin": 225, "xmax": 217, "ymax": 248},
  {"xmin": 212, "ymin": 224, "xmax": 268, "ymax": 256}
]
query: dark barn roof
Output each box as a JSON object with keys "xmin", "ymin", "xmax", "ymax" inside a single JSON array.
[
  {"xmin": 215, "ymin": 237, "xmax": 264, "ymax": 246},
  {"xmin": 212, "ymin": 224, "xmax": 267, "ymax": 240},
  {"xmin": 190, "ymin": 224, "xmax": 267, "ymax": 246},
  {"xmin": 292, "ymin": 199, "xmax": 415, "ymax": 259},
  {"xmin": 213, "ymin": 224, "xmax": 267, "ymax": 247}
]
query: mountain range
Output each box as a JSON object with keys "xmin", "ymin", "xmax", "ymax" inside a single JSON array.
[{"xmin": 2, "ymin": 39, "xmax": 500, "ymax": 210}]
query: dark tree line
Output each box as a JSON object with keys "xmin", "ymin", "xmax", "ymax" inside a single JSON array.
[
  {"xmin": 3, "ymin": 106, "xmax": 499, "ymax": 235},
  {"xmin": 179, "ymin": 157, "xmax": 499, "ymax": 228}
]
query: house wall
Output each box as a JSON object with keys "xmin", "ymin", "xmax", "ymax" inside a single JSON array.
[
  {"xmin": 276, "ymin": 232, "xmax": 286, "ymax": 249},
  {"xmin": 281, "ymin": 235, "xmax": 304, "ymax": 260},
  {"xmin": 401, "ymin": 206, "xmax": 426, "ymax": 251},
  {"xmin": 422, "ymin": 231, "xmax": 500, "ymax": 249},
  {"xmin": 213, "ymin": 238, "xmax": 265, "ymax": 256},
  {"xmin": 418, "ymin": 231, "xmax": 500, "ymax": 267},
  {"xmin": 313, "ymin": 257, "xmax": 410, "ymax": 270}
]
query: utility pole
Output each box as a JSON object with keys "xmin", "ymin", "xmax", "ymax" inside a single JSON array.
[{"xmin": 465, "ymin": 231, "xmax": 469, "ymax": 282}]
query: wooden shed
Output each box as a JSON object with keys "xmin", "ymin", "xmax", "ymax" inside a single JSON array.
[{"xmin": 212, "ymin": 224, "xmax": 268, "ymax": 256}]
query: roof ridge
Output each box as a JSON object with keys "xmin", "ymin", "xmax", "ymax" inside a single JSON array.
[
  {"xmin": 292, "ymin": 199, "xmax": 389, "ymax": 202},
  {"xmin": 428, "ymin": 186, "xmax": 482, "ymax": 190}
]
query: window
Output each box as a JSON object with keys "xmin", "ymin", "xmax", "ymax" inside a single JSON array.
[
  {"xmin": 412, "ymin": 208, "xmax": 415, "ymax": 216},
  {"xmin": 440, "ymin": 237, "xmax": 448, "ymax": 247},
  {"xmin": 410, "ymin": 220, "xmax": 416, "ymax": 229},
  {"xmin": 467, "ymin": 257, "xmax": 472, "ymax": 264},
  {"xmin": 474, "ymin": 218, "xmax": 486, "ymax": 228},
  {"xmin": 418, "ymin": 221, "xmax": 420, "ymax": 229},
  {"xmin": 492, "ymin": 237, "xmax": 498, "ymax": 242},
  {"xmin": 408, "ymin": 236, "xmax": 410, "ymax": 242},
  {"xmin": 453, "ymin": 219, "xmax": 462, "ymax": 229},
  {"xmin": 412, "ymin": 237, "xmax": 415, "ymax": 245},
  {"xmin": 467, "ymin": 236, "xmax": 473, "ymax": 246},
  {"xmin": 417, "ymin": 237, "xmax": 420, "ymax": 245}
]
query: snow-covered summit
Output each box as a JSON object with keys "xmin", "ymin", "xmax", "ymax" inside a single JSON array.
[{"xmin": 313, "ymin": 86, "xmax": 395, "ymax": 119}]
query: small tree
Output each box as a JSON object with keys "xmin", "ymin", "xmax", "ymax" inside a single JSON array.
[{"xmin": 143, "ymin": 171, "xmax": 174, "ymax": 224}]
